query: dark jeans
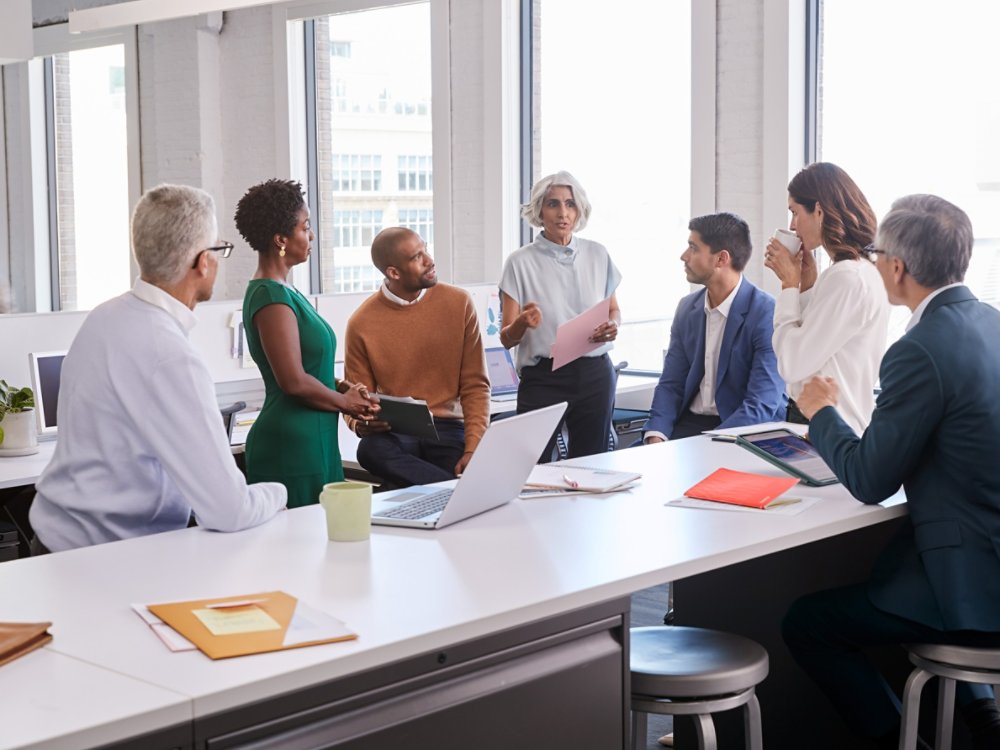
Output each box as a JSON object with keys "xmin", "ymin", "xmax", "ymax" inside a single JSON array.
[
  {"xmin": 517, "ymin": 354, "xmax": 616, "ymax": 461},
  {"xmin": 783, "ymin": 582, "xmax": 1000, "ymax": 739},
  {"xmin": 669, "ymin": 410, "xmax": 722, "ymax": 440},
  {"xmin": 357, "ymin": 418, "xmax": 465, "ymax": 488}
]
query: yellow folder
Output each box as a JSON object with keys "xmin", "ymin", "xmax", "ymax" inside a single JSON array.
[{"xmin": 147, "ymin": 591, "xmax": 356, "ymax": 660}]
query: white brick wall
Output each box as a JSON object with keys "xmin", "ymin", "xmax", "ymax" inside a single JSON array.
[
  {"xmin": 448, "ymin": 0, "xmax": 487, "ymax": 284},
  {"xmin": 716, "ymin": 0, "xmax": 766, "ymax": 287}
]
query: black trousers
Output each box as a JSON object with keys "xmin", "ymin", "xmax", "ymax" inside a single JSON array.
[
  {"xmin": 783, "ymin": 582, "xmax": 1000, "ymax": 739},
  {"xmin": 517, "ymin": 354, "xmax": 616, "ymax": 461},
  {"xmin": 357, "ymin": 418, "xmax": 465, "ymax": 488},
  {"xmin": 669, "ymin": 410, "xmax": 722, "ymax": 440}
]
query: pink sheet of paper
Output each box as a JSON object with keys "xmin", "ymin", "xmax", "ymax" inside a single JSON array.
[{"xmin": 550, "ymin": 296, "xmax": 612, "ymax": 371}]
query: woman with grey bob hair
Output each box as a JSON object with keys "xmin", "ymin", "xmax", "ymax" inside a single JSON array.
[
  {"xmin": 499, "ymin": 170, "xmax": 622, "ymax": 460},
  {"xmin": 521, "ymin": 170, "xmax": 593, "ymax": 232},
  {"xmin": 132, "ymin": 184, "xmax": 220, "ymax": 285}
]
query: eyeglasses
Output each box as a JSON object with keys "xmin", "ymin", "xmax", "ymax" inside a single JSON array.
[
  {"xmin": 192, "ymin": 241, "xmax": 234, "ymax": 268},
  {"xmin": 863, "ymin": 243, "xmax": 888, "ymax": 262}
]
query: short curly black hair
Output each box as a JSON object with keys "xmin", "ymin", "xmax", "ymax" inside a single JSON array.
[{"xmin": 234, "ymin": 179, "xmax": 306, "ymax": 253}]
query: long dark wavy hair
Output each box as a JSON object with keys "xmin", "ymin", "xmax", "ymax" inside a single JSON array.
[{"xmin": 788, "ymin": 162, "xmax": 876, "ymax": 262}]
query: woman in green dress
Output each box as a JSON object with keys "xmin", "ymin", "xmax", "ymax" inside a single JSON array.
[{"xmin": 235, "ymin": 179, "xmax": 376, "ymax": 507}]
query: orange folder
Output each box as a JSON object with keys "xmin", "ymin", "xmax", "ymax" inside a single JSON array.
[
  {"xmin": 684, "ymin": 467, "xmax": 799, "ymax": 509},
  {"xmin": 147, "ymin": 591, "xmax": 356, "ymax": 660}
]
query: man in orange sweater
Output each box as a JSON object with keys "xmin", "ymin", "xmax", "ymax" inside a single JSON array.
[{"xmin": 344, "ymin": 227, "xmax": 490, "ymax": 487}]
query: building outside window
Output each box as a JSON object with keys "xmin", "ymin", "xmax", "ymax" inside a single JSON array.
[
  {"xmin": 331, "ymin": 154, "xmax": 382, "ymax": 192},
  {"xmin": 306, "ymin": 3, "xmax": 433, "ymax": 296},
  {"xmin": 397, "ymin": 155, "xmax": 432, "ymax": 192}
]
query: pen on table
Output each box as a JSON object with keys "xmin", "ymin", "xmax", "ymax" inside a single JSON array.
[
  {"xmin": 206, "ymin": 599, "xmax": 268, "ymax": 609},
  {"xmin": 562, "ymin": 474, "xmax": 580, "ymax": 489},
  {"xmin": 767, "ymin": 497, "xmax": 802, "ymax": 509},
  {"xmin": 710, "ymin": 434, "xmax": 738, "ymax": 443}
]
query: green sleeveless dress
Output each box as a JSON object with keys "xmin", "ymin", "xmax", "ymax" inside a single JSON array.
[{"xmin": 242, "ymin": 279, "xmax": 344, "ymax": 507}]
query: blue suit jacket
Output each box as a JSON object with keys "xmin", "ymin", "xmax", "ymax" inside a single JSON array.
[
  {"xmin": 810, "ymin": 286, "xmax": 1000, "ymax": 632},
  {"xmin": 645, "ymin": 279, "xmax": 787, "ymax": 437}
]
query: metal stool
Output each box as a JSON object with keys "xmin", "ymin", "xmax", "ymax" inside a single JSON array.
[
  {"xmin": 630, "ymin": 626, "xmax": 769, "ymax": 750},
  {"xmin": 900, "ymin": 643, "xmax": 1000, "ymax": 750}
]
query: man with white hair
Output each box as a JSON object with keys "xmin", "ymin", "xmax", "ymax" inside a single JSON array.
[
  {"xmin": 30, "ymin": 185, "xmax": 286, "ymax": 553},
  {"xmin": 786, "ymin": 194, "xmax": 1000, "ymax": 749}
]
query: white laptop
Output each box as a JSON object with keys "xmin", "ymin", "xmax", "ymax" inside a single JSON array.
[
  {"xmin": 485, "ymin": 346, "xmax": 519, "ymax": 401},
  {"xmin": 371, "ymin": 402, "xmax": 567, "ymax": 529}
]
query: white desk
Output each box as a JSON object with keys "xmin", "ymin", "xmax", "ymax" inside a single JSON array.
[
  {"xmin": 0, "ymin": 433, "xmax": 906, "ymax": 749},
  {"xmin": 2, "ymin": 648, "xmax": 191, "ymax": 750},
  {"xmin": 0, "ymin": 441, "xmax": 56, "ymax": 491}
]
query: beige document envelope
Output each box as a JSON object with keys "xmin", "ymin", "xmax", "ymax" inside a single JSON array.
[{"xmin": 148, "ymin": 591, "xmax": 356, "ymax": 660}]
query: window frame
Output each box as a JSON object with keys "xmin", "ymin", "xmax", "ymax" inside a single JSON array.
[{"xmin": 17, "ymin": 23, "xmax": 142, "ymax": 313}]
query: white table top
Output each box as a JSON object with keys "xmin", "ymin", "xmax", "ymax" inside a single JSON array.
[
  {"xmin": 2, "ymin": 648, "xmax": 190, "ymax": 750},
  {"xmin": 0, "ymin": 430, "xmax": 906, "ymax": 741}
]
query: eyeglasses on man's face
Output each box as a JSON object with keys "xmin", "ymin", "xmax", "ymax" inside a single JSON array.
[
  {"xmin": 192, "ymin": 241, "xmax": 234, "ymax": 269},
  {"xmin": 863, "ymin": 243, "xmax": 889, "ymax": 262}
]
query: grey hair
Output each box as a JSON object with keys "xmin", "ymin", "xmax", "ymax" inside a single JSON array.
[
  {"xmin": 521, "ymin": 171, "xmax": 592, "ymax": 232},
  {"xmin": 877, "ymin": 194, "xmax": 973, "ymax": 288},
  {"xmin": 131, "ymin": 184, "xmax": 217, "ymax": 285}
]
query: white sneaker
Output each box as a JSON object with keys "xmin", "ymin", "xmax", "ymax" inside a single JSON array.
[{"xmin": 657, "ymin": 733, "xmax": 674, "ymax": 747}]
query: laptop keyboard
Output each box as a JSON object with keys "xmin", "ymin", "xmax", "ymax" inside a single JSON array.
[{"xmin": 373, "ymin": 488, "xmax": 454, "ymax": 520}]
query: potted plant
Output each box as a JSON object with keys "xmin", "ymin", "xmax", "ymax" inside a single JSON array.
[{"xmin": 0, "ymin": 381, "xmax": 37, "ymax": 454}]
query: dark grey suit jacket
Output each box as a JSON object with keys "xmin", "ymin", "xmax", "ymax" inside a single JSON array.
[{"xmin": 810, "ymin": 285, "xmax": 1000, "ymax": 632}]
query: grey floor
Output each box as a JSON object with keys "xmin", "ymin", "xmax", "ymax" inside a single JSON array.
[{"xmin": 630, "ymin": 584, "xmax": 674, "ymax": 750}]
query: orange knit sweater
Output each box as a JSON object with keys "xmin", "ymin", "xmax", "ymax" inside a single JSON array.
[{"xmin": 343, "ymin": 283, "xmax": 490, "ymax": 453}]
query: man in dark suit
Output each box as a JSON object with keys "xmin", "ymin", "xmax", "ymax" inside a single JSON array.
[
  {"xmin": 786, "ymin": 194, "xmax": 1000, "ymax": 749},
  {"xmin": 644, "ymin": 212, "xmax": 786, "ymax": 442}
]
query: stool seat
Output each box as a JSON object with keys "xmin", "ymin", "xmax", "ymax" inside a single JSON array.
[
  {"xmin": 631, "ymin": 625, "xmax": 769, "ymax": 697},
  {"xmin": 908, "ymin": 643, "xmax": 1000, "ymax": 671},
  {"xmin": 629, "ymin": 626, "xmax": 769, "ymax": 750},
  {"xmin": 900, "ymin": 643, "xmax": 1000, "ymax": 750}
]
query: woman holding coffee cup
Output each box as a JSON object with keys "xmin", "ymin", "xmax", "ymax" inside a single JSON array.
[{"xmin": 763, "ymin": 162, "xmax": 889, "ymax": 434}]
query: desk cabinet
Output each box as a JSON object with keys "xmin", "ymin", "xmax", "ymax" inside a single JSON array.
[{"xmin": 196, "ymin": 598, "xmax": 630, "ymax": 750}]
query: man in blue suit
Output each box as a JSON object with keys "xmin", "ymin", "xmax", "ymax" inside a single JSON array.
[
  {"xmin": 787, "ymin": 194, "xmax": 1000, "ymax": 750},
  {"xmin": 644, "ymin": 212, "xmax": 786, "ymax": 442}
]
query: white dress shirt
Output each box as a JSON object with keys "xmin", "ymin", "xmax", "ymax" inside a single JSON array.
[
  {"xmin": 905, "ymin": 283, "xmax": 964, "ymax": 332},
  {"xmin": 31, "ymin": 279, "xmax": 286, "ymax": 552},
  {"xmin": 773, "ymin": 257, "xmax": 889, "ymax": 435},
  {"xmin": 689, "ymin": 275, "xmax": 742, "ymax": 416}
]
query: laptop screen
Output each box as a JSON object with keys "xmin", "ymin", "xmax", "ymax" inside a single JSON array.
[{"xmin": 485, "ymin": 347, "xmax": 519, "ymax": 395}]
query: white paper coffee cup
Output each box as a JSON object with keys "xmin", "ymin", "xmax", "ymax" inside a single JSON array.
[{"xmin": 773, "ymin": 228, "xmax": 802, "ymax": 255}]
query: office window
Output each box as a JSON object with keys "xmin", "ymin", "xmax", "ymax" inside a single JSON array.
[
  {"xmin": 331, "ymin": 154, "xmax": 382, "ymax": 192},
  {"xmin": 302, "ymin": 3, "xmax": 433, "ymax": 295},
  {"xmin": 332, "ymin": 209, "xmax": 384, "ymax": 250},
  {"xmin": 397, "ymin": 155, "xmax": 432, "ymax": 192},
  {"xmin": 399, "ymin": 208, "xmax": 433, "ymax": 250},
  {"xmin": 332, "ymin": 264, "xmax": 382, "ymax": 294},
  {"xmin": 818, "ymin": 1, "xmax": 1000, "ymax": 343},
  {"xmin": 52, "ymin": 43, "xmax": 131, "ymax": 311},
  {"xmin": 529, "ymin": 0, "xmax": 692, "ymax": 372}
]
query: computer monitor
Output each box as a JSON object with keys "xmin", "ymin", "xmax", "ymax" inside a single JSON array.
[
  {"xmin": 28, "ymin": 351, "xmax": 67, "ymax": 437},
  {"xmin": 485, "ymin": 346, "xmax": 519, "ymax": 397}
]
